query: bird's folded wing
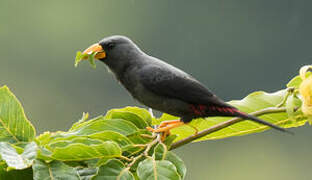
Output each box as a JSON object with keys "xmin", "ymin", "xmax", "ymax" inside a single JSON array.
[{"xmin": 138, "ymin": 65, "xmax": 231, "ymax": 107}]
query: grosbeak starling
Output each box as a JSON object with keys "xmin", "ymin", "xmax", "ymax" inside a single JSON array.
[{"xmin": 81, "ymin": 35, "xmax": 290, "ymax": 139}]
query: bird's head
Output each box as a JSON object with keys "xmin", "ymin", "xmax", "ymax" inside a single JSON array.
[{"xmin": 81, "ymin": 36, "xmax": 143, "ymax": 69}]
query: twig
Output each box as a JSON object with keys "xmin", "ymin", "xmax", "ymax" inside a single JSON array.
[
  {"xmin": 143, "ymin": 136, "xmax": 160, "ymax": 156},
  {"xmin": 132, "ymin": 144, "xmax": 148, "ymax": 148},
  {"xmin": 127, "ymin": 135, "xmax": 160, "ymax": 168},
  {"xmin": 140, "ymin": 134, "xmax": 155, "ymax": 139},
  {"xmin": 276, "ymin": 88, "xmax": 295, "ymax": 107},
  {"xmin": 118, "ymin": 155, "xmax": 132, "ymax": 162},
  {"xmin": 127, "ymin": 154, "xmax": 143, "ymax": 168},
  {"xmin": 170, "ymin": 107, "xmax": 287, "ymax": 150}
]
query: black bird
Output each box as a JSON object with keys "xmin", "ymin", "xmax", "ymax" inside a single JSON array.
[{"xmin": 81, "ymin": 35, "xmax": 290, "ymax": 138}]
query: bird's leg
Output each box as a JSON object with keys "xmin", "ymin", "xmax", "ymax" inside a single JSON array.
[
  {"xmin": 158, "ymin": 120, "xmax": 181, "ymax": 128},
  {"xmin": 146, "ymin": 120, "xmax": 181, "ymax": 133},
  {"xmin": 146, "ymin": 120, "xmax": 184, "ymax": 141},
  {"xmin": 146, "ymin": 126, "xmax": 171, "ymax": 141},
  {"xmin": 147, "ymin": 120, "xmax": 184, "ymax": 133}
]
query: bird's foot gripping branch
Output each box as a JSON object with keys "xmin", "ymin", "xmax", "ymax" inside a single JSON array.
[{"xmin": 0, "ymin": 65, "xmax": 312, "ymax": 179}]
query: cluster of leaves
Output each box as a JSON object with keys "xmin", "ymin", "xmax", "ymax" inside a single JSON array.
[
  {"xmin": 0, "ymin": 65, "xmax": 311, "ymax": 179},
  {"xmin": 0, "ymin": 86, "xmax": 185, "ymax": 179}
]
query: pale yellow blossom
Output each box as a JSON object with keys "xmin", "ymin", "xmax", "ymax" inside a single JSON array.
[{"xmin": 299, "ymin": 65, "xmax": 312, "ymax": 116}]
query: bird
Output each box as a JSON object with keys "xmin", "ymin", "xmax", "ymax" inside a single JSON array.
[{"xmin": 80, "ymin": 35, "xmax": 291, "ymax": 139}]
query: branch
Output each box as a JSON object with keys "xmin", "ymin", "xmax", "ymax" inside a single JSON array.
[
  {"xmin": 127, "ymin": 135, "xmax": 160, "ymax": 168},
  {"xmin": 170, "ymin": 107, "xmax": 287, "ymax": 150}
]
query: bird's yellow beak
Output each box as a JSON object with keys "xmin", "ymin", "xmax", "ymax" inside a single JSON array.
[{"xmin": 82, "ymin": 43, "xmax": 106, "ymax": 60}]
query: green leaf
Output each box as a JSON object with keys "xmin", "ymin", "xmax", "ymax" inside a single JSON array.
[
  {"xmin": 0, "ymin": 166, "xmax": 33, "ymax": 180},
  {"xmin": 159, "ymin": 90, "xmax": 307, "ymax": 142},
  {"xmin": 51, "ymin": 141, "xmax": 122, "ymax": 161},
  {"xmin": 163, "ymin": 135, "xmax": 178, "ymax": 147},
  {"xmin": 35, "ymin": 132, "xmax": 50, "ymax": 146},
  {"xmin": 127, "ymin": 130, "xmax": 152, "ymax": 144},
  {"xmin": 287, "ymin": 71, "xmax": 312, "ymax": 88},
  {"xmin": 87, "ymin": 131, "xmax": 132, "ymax": 148},
  {"xmin": 88, "ymin": 52, "xmax": 97, "ymax": 69},
  {"xmin": 106, "ymin": 107, "xmax": 152, "ymax": 126},
  {"xmin": 70, "ymin": 112, "xmax": 90, "ymax": 131},
  {"xmin": 45, "ymin": 131, "xmax": 133, "ymax": 152},
  {"xmin": 0, "ymin": 86, "xmax": 36, "ymax": 143},
  {"xmin": 35, "ymin": 131, "xmax": 59, "ymax": 146},
  {"xmin": 165, "ymin": 152, "xmax": 186, "ymax": 179},
  {"xmin": 287, "ymin": 75, "xmax": 302, "ymax": 88},
  {"xmin": 48, "ymin": 137, "xmax": 103, "ymax": 148},
  {"xmin": 32, "ymin": 159, "xmax": 79, "ymax": 180},
  {"xmin": 129, "ymin": 156, "xmax": 146, "ymax": 173},
  {"xmin": 69, "ymin": 116, "xmax": 104, "ymax": 131},
  {"xmin": 123, "ymin": 130, "xmax": 153, "ymax": 156},
  {"xmin": 83, "ymin": 159, "xmax": 101, "ymax": 168},
  {"xmin": 122, "ymin": 145, "xmax": 144, "ymax": 157},
  {"xmin": 96, "ymin": 158, "xmax": 110, "ymax": 167},
  {"xmin": 38, "ymin": 130, "xmax": 137, "ymax": 158},
  {"xmin": 124, "ymin": 107, "xmax": 153, "ymax": 126},
  {"xmin": 36, "ymin": 146, "xmax": 53, "ymax": 161},
  {"xmin": 105, "ymin": 110, "xmax": 149, "ymax": 129},
  {"xmin": 76, "ymin": 167, "xmax": 97, "ymax": 180},
  {"xmin": 75, "ymin": 51, "xmax": 88, "ymax": 67},
  {"xmin": 92, "ymin": 159, "xmax": 134, "ymax": 180},
  {"xmin": 153, "ymin": 143, "xmax": 167, "ymax": 160},
  {"xmin": 285, "ymin": 94, "xmax": 301, "ymax": 118},
  {"xmin": 75, "ymin": 51, "xmax": 97, "ymax": 68},
  {"xmin": 70, "ymin": 118, "xmax": 139, "ymax": 136},
  {"xmin": 137, "ymin": 158, "xmax": 181, "ymax": 180},
  {"xmin": 0, "ymin": 142, "xmax": 37, "ymax": 170},
  {"xmin": 75, "ymin": 51, "xmax": 83, "ymax": 67},
  {"xmin": 10, "ymin": 143, "xmax": 24, "ymax": 154}
]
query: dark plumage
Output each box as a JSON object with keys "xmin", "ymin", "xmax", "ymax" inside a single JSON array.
[{"xmin": 83, "ymin": 35, "xmax": 290, "ymax": 135}]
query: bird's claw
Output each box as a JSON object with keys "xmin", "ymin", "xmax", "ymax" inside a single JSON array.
[
  {"xmin": 146, "ymin": 126, "xmax": 155, "ymax": 132},
  {"xmin": 146, "ymin": 120, "xmax": 184, "ymax": 141},
  {"xmin": 146, "ymin": 126, "xmax": 171, "ymax": 141}
]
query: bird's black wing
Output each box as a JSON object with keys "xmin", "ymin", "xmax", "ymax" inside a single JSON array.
[{"xmin": 138, "ymin": 64, "xmax": 232, "ymax": 107}]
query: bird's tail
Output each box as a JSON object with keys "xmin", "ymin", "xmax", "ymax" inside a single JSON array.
[{"xmin": 235, "ymin": 110, "xmax": 293, "ymax": 135}]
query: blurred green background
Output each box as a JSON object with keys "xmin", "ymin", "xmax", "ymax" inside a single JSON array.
[{"xmin": 1, "ymin": 0, "xmax": 312, "ymax": 179}]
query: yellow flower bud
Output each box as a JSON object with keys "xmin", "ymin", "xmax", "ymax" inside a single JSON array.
[{"xmin": 299, "ymin": 65, "xmax": 312, "ymax": 116}]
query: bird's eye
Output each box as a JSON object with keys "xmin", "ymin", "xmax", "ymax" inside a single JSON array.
[{"xmin": 107, "ymin": 42, "xmax": 115, "ymax": 49}]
